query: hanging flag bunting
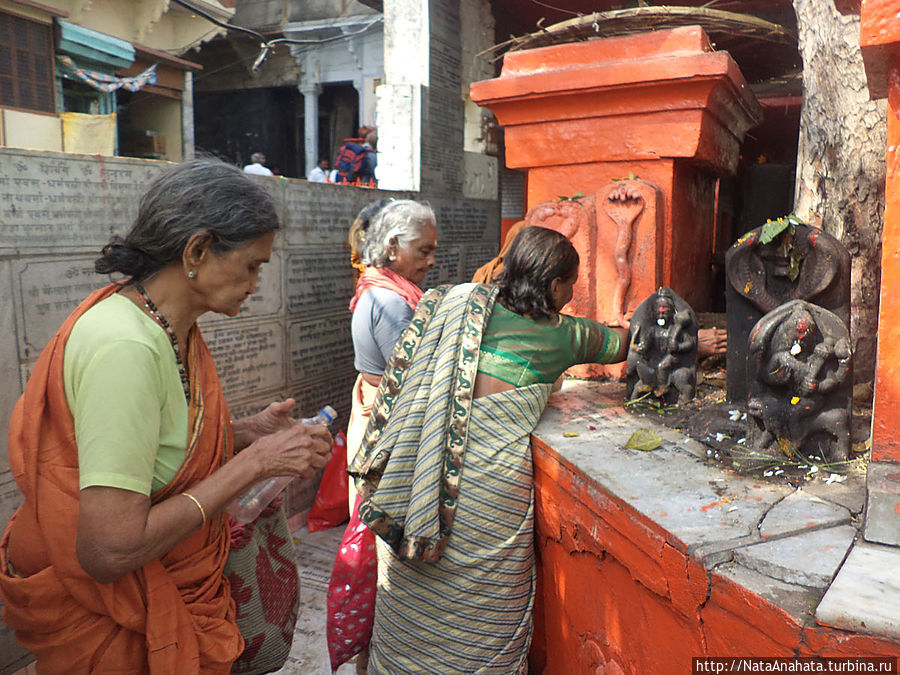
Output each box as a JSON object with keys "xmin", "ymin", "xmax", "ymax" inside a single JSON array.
[{"xmin": 56, "ymin": 55, "xmax": 158, "ymax": 93}]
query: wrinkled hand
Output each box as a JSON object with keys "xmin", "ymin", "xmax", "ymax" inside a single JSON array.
[
  {"xmin": 251, "ymin": 398, "xmax": 297, "ymax": 437},
  {"xmin": 252, "ymin": 422, "xmax": 333, "ymax": 481},
  {"xmin": 698, "ymin": 328, "xmax": 727, "ymax": 358}
]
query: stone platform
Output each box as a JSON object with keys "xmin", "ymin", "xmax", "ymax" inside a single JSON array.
[{"xmin": 530, "ymin": 380, "xmax": 899, "ymax": 673}]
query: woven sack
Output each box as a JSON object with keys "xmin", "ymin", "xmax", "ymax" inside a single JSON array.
[{"xmin": 225, "ymin": 498, "xmax": 300, "ymax": 674}]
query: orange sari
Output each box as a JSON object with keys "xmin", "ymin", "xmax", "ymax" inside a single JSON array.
[{"xmin": 0, "ymin": 285, "xmax": 242, "ymax": 673}]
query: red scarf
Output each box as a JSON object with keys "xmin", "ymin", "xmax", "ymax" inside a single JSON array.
[{"xmin": 349, "ymin": 266, "xmax": 424, "ymax": 313}]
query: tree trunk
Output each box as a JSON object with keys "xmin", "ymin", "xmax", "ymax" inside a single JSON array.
[{"xmin": 792, "ymin": 0, "xmax": 886, "ymax": 388}]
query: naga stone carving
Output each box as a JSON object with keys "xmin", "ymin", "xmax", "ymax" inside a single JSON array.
[
  {"xmin": 523, "ymin": 180, "xmax": 664, "ymax": 380},
  {"xmin": 747, "ymin": 300, "xmax": 852, "ymax": 462},
  {"xmin": 605, "ymin": 182, "xmax": 644, "ymax": 327},
  {"xmin": 625, "ymin": 287, "xmax": 698, "ymax": 405},
  {"xmin": 724, "ymin": 221, "xmax": 850, "ymax": 402}
]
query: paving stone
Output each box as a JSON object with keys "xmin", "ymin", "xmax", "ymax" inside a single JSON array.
[
  {"xmin": 733, "ymin": 525, "xmax": 856, "ymax": 589},
  {"xmin": 801, "ymin": 473, "xmax": 867, "ymax": 515},
  {"xmin": 759, "ymin": 489, "xmax": 852, "ymax": 539},
  {"xmin": 692, "ymin": 533, "xmax": 761, "ymax": 567},
  {"xmin": 863, "ymin": 461, "xmax": 900, "ymax": 547},
  {"xmin": 715, "ymin": 562, "xmax": 822, "ymax": 626},
  {"xmin": 278, "ymin": 526, "xmax": 356, "ymax": 674},
  {"xmin": 816, "ymin": 542, "xmax": 900, "ymax": 639}
]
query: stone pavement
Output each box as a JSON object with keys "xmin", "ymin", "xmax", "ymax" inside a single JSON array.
[{"xmin": 278, "ymin": 524, "xmax": 357, "ymax": 675}]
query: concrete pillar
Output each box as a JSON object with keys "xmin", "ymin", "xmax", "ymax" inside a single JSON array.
[
  {"xmin": 860, "ymin": 0, "xmax": 900, "ymax": 464},
  {"xmin": 353, "ymin": 76, "xmax": 365, "ymax": 128},
  {"xmin": 857, "ymin": 0, "xmax": 900, "ymax": 549},
  {"xmin": 182, "ymin": 71, "xmax": 194, "ymax": 160},
  {"xmin": 377, "ymin": 0, "xmax": 429, "ymax": 191},
  {"xmin": 300, "ymin": 83, "xmax": 319, "ymax": 179}
]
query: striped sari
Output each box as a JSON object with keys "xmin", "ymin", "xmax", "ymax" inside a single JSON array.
[{"xmin": 350, "ymin": 283, "xmax": 552, "ymax": 673}]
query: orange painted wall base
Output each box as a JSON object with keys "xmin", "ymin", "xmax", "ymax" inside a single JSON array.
[
  {"xmin": 863, "ymin": 0, "xmax": 900, "ymax": 463},
  {"xmin": 529, "ymin": 436, "xmax": 900, "ymax": 672}
]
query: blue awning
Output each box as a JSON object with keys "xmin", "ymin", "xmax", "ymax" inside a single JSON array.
[{"xmin": 57, "ymin": 20, "xmax": 134, "ymax": 70}]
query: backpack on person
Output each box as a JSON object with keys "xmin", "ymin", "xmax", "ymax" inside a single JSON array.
[{"xmin": 333, "ymin": 139, "xmax": 376, "ymax": 186}]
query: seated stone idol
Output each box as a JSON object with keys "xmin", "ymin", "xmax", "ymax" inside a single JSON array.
[
  {"xmin": 724, "ymin": 218, "xmax": 849, "ymax": 402},
  {"xmin": 746, "ymin": 300, "xmax": 852, "ymax": 462},
  {"xmin": 625, "ymin": 287, "xmax": 698, "ymax": 405}
]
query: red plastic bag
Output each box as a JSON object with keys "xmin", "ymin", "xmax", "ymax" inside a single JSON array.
[
  {"xmin": 326, "ymin": 494, "xmax": 377, "ymax": 672},
  {"xmin": 306, "ymin": 431, "xmax": 349, "ymax": 532}
]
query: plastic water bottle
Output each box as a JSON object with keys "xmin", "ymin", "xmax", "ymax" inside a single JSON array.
[{"xmin": 227, "ymin": 405, "xmax": 337, "ymax": 523}]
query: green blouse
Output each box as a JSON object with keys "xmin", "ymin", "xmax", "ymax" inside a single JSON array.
[
  {"xmin": 477, "ymin": 302, "xmax": 621, "ymax": 386},
  {"xmin": 64, "ymin": 293, "xmax": 188, "ymax": 496}
]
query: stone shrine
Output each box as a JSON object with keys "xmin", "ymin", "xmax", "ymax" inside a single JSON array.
[{"xmin": 471, "ymin": 26, "xmax": 761, "ymax": 378}]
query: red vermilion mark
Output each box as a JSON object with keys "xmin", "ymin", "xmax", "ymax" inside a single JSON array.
[
  {"xmin": 700, "ymin": 500, "xmax": 721, "ymax": 513},
  {"xmin": 895, "ymin": 502, "xmax": 900, "ymax": 514}
]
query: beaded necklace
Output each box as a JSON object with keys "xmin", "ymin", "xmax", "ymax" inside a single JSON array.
[{"xmin": 134, "ymin": 283, "xmax": 191, "ymax": 401}]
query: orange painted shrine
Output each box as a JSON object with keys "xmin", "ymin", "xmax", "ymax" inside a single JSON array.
[
  {"xmin": 863, "ymin": 0, "xmax": 900, "ymax": 465},
  {"xmin": 471, "ymin": 26, "xmax": 761, "ymax": 327}
]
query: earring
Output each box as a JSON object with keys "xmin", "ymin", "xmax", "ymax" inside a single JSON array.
[
  {"xmin": 388, "ymin": 255, "xmax": 396, "ymax": 262},
  {"xmin": 187, "ymin": 270, "xmax": 196, "ymax": 279}
]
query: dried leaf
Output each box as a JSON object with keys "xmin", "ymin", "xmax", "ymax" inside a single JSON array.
[{"xmin": 624, "ymin": 428, "xmax": 662, "ymax": 451}]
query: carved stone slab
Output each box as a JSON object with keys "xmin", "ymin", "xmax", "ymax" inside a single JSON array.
[
  {"xmin": 0, "ymin": 152, "xmax": 159, "ymax": 252},
  {"xmin": 725, "ymin": 223, "xmax": 850, "ymax": 402},
  {"xmin": 525, "ymin": 179, "xmax": 664, "ymax": 379},
  {"xmin": 746, "ymin": 300, "xmax": 852, "ymax": 462}
]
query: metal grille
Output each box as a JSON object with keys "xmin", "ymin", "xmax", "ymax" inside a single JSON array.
[{"xmin": 0, "ymin": 12, "xmax": 54, "ymax": 113}]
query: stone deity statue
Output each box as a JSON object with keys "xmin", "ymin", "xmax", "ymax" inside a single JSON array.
[
  {"xmin": 725, "ymin": 220, "xmax": 850, "ymax": 401},
  {"xmin": 747, "ymin": 300, "xmax": 852, "ymax": 462},
  {"xmin": 625, "ymin": 287, "xmax": 698, "ymax": 405}
]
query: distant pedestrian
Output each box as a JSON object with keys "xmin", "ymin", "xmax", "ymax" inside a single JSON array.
[
  {"xmin": 333, "ymin": 127, "xmax": 377, "ymax": 186},
  {"xmin": 308, "ymin": 159, "xmax": 330, "ymax": 183},
  {"xmin": 243, "ymin": 152, "xmax": 274, "ymax": 176}
]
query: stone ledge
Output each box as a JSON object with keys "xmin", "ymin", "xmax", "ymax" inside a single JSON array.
[
  {"xmin": 532, "ymin": 380, "xmax": 899, "ymax": 642},
  {"xmin": 816, "ymin": 542, "xmax": 900, "ymax": 639},
  {"xmin": 864, "ymin": 461, "xmax": 900, "ymax": 546}
]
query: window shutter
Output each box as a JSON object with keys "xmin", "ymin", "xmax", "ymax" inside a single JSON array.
[{"xmin": 0, "ymin": 12, "xmax": 54, "ymax": 113}]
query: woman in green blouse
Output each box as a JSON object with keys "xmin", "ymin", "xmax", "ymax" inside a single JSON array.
[{"xmin": 350, "ymin": 226, "xmax": 628, "ymax": 674}]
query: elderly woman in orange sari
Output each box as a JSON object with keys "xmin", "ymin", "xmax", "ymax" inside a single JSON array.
[{"xmin": 0, "ymin": 158, "xmax": 332, "ymax": 672}]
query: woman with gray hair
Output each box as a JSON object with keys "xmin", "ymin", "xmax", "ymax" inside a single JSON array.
[
  {"xmin": 347, "ymin": 200, "xmax": 437, "ymax": 495},
  {"xmin": 0, "ymin": 157, "xmax": 332, "ymax": 671},
  {"xmin": 331, "ymin": 199, "xmax": 437, "ymax": 673}
]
